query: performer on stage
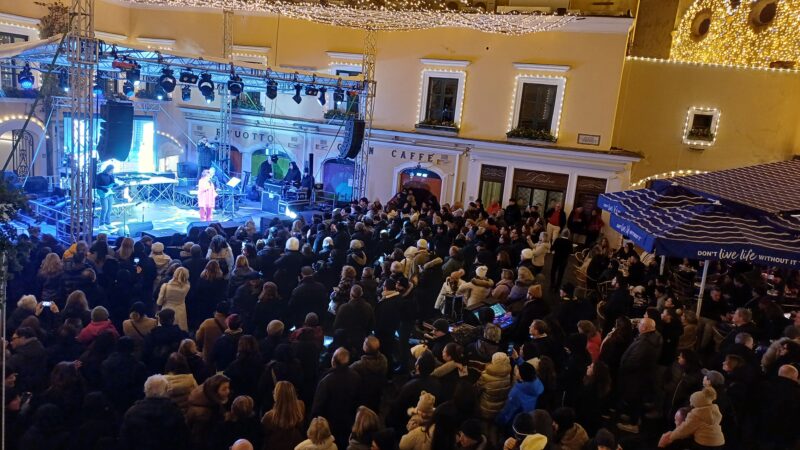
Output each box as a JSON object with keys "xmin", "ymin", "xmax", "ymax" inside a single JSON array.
[
  {"xmin": 284, "ymin": 161, "xmax": 301, "ymax": 185},
  {"xmin": 198, "ymin": 168, "xmax": 218, "ymax": 221},
  {"xmin": 301, "ymin": 167, "xmax": 315, "ymax": 191},
  {"xmin": 255, "ymin": 158, "xmax": 273, "ymax": 189},
  {"xmin": 95, "ymin": 165, "xmax": 116, "ymax": 228}
]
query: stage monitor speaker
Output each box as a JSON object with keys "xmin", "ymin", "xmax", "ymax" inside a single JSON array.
[
  {"xmin": 24, "ymin": 176, "xmax": 48, "ymax": 194},
  {"xmin": 97, "ymin": 101, "xmax": 134, "ymax": 162},
  {"xmin": 125, "ymin": 221, "xmax": 153, "ymax": 238},
  {"xmin": 177, "ymin": 162, "xmax": 199, "ymax": 179},
  {"xmin": 339, "ymin": 119, "xmax": 365, "ymax": 159},
  {"xmin": 219, "ymin": 219, "xmax": 249, "ymax": 236},
  {"xmin": 141, "ymin": 228, "xmax": 184, "ymax": 245},
  {"xmin": 186, "ymin": 221, "xmax": 218, "ymax": 241}
]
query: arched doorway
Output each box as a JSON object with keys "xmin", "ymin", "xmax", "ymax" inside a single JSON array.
[
  {"xmin": 322, "ymin": 158, "xmax": 355, "ymax": 201},
  {"xmin": 250, "ymin": 147, "xmax": 293, "ymax": 180},
  {"xmin": 0, "ymin": 130, "xmax": 33, "ymax": 177},
  {"xmin": 230, "ymin": 146, "xmax": 242, "ymax": 174},
  {"xmin": 399, "ymin": 167, "xmax": 442, "ymax": 199}
]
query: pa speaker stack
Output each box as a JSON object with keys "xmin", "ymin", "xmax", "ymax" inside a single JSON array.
[
  {"xmin": 97, "ymin": 101, "xmax": 134, "ymax": 162},
  {"xmin": 339, "ymin": 118, "xmax": 365, "ymax": 159}
]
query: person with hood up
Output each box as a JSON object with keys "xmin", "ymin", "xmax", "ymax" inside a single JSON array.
[
  {"xmin": 186, "ymin": 374, "xmax": 232, "ymax": 450},
  {"xmin": 457, "ymin": 266, "xmax": 495, "ymax": 309},
  {"xmin": 477, "ymin": 352, "xmax": 513, "ymax": 420},
  {"xmin": 658, "ymin": 387, "xmax": 725, "ymax": 449},
  {"xmin": 435, "ymin": 269, "xmax": 467, "ymax": 313},
  {"xmin": 456, "ymin": 419, "xmax": 488, "ymax": 450},
  {"xmin": 399, "ymin": 390, "xmax": 437, "ymax": 450},
  {"xmin": 551, "ymin": 407, "xmax": 589, "ymax": 450},
  {"xmin": 77, "ymin": 306, "xmax": 120, "ymax": 345},
  {"xmin": 497, "ymin": 362, "xmax": 545, "ymax": 428},
  {"xmin": 347, "ymin": 239, "xmax": 368, "ymax": 275}
]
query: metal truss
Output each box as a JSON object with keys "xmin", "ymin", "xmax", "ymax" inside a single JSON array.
[
  {"xmin": 65, "ymin": 0, "xmax": 97, "ymax": 244},
  {"xmin": 352, "ymin": 28, "xmax": 377, "ymax": 200}
]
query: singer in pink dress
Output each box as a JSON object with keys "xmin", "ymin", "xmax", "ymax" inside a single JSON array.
[{"xmin": 197, "ymin": 169, "xmax": 217, "ymax": 221}]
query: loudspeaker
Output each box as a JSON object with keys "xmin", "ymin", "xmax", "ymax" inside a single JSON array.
[
  {"xmin": 339, "ymin": 119, "xmax": 365, "ymax": 159},
  {"xmin": 141, "ymin": 228, "xmax": 184, "ymax": 245},
  {"xmin": 177, "ymin": 162, "xmax": 199, "ymax": 179},
  {"xmin": 97, "ymin": 101, "xmax": 134, "ymax": 162},
  {"xmin": 219, "ymin": 219, "xmax": 249, "ymax": 236},
  {"xmin": 186, "ymin": 221, "xmax": 217, "ymax": 241},
  {"xmin": 24, "ymin": 176, "xmax": 49, "ymax": 194},
  {"xmin": 125, "ymin": 221, "xmax": 153, "ymax": 238}
]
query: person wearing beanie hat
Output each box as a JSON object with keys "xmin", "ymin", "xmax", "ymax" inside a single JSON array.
[
  {"xmin": 659, "ymin": 387, "xmax": 724, "ymax": 449},
  {"xmin": 407, "ymin": 390, "xmax": 436, "ymax": 427},
  {"xmin": 77, "ymin": 306, "xmax": 119, "ymax": 345},
  {"xmin": 435, "ymin": 268, "xmax": 467, "ymax": 312},
  {"xmin": 150, "ymin": 242, "xmax": 171, "ymax": 273},
  {"xmin": 496, "ymin": 362, "xmax": 544, "ymax": 428},
  {"xmin": 399, "ymin": 391, "xmax": 436, "ymax": 450},
  {"xmin": 552, "ymin": 407, "xmax": 589, "ymax": 450},
  {"xmin": 457, "ymin": 419, "xmax": 487, "ymax": 450},
  {"xmin": 702, "ymin": 369, "xmax": 725, "ymax": 388},
  {"xmin": 457, "ymin": 266, "xmax": 494, "ymax": 310}
]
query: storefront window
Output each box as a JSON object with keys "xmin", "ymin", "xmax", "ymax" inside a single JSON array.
[
  {"xmin": 399, "ymin": 168, "xmax": 442, "ymax": 199},
  {"xmin": 478, "ymin": 164, "xmax": 506, "ymax": 207},
  {"xmin": 512, "ymin": 168, "xmax": 569, "ymax": 209}
]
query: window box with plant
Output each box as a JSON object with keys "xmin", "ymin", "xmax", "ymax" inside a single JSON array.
[
  {"xmin": 508, "ymin": 77, "xmax": 565, "ymax": 146},
  {"xmin": 416, "ymin": 73, "xmax": 464, "ymax": 136},
  {"xmin": 682, "ymin": 107, "xmax": 720, "ymax": 147},
  {"xmin": 415, "ymin": 119, "xmax": 459, "ymax": 134},
  {"xmin": 686, "ymin": 128, "xmax": 714, "ymax": 142},
  {"xmin": 506, "ymin": 127, "xmax": 556, "ymax": 143}
]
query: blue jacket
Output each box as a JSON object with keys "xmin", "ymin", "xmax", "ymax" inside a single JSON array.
[{"xmin": 496, "ymin": 378, "xmax": 544, "ymax": 426}]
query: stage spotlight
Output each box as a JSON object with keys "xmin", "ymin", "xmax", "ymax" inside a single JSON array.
[
  {"xmin": 122, "ymin": 80, "xmax": 135, "ymax": 97},
  {"xmin": 333, "ymin": 87, "xmax": 344, "ymax": 105},
  {"xmin": 292, "ymin": 84, "xmax": 303, "ymax": 104},
  {"xmin": 227, "ymin": 73, "xmax": 244, "ymax": 95},
  {"xmin": 126, "ymin": 63, "xmax": 141, "ymax": 86},
  {"xmin": 304, "ymin": 85, "xmax": 318, "ymax": 96},
  {"xmin": 179, "ymin": 70, "xmax": 198, "ymax": 84},
  {"xmin": 158, "ymin": 68, "xmax": 176, "ymax": 93},
  {"xmin": 266, "ymin": 79, "xmax": 278, "ymax": 100},
  {"xmin": 58, "ymin": 68, "xmax": 69, "ymax": 92},
  {"xmin": 17, "ymin": 63, "xmax": 34, "ymax": 89},
  {"xmin": 198, "ymin": 73, "xmax": 215, "ymax": 102},
  {"xmin": 181, "ymin": 85, "xmax": 191, "ymax": 101},
  {"xmin": 155, "ymin": 85, "xmax": 167, "ymax": 101},
  {"xmin": 92, "ymin": 74, "xmax": 103, "ymax": 96},
  {"xmin": 317, "ymin": 87, "xmax": 327, "ymax": 106}
]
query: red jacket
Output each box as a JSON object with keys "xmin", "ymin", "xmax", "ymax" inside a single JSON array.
[{"xmin": 77, "ymin": 320, "xmax": 120, "ymax": 345}]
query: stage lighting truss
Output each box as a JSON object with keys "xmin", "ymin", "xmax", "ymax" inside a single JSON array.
[
  {"xmin": 58, "ymin": 68, "xmax": 69, "ymax": 93},
  {"xmin": 159, "ymin": 67, "xmax": 177, "ymax": 93},
  {"xmin": 17, "ymin": 63, "xmax": 34, "ymax": 89},
  {"xmin": 179, "ymin": 70, "xmax": 198, "ymax": 84},
  {"xmin": 93, "ymin": 73, "xmax": 104, "ymax": 96},
  {"xmin": 198, "ymin": 72, "xmax": 215, "ymax": 102}
]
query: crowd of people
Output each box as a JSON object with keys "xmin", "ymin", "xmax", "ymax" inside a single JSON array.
[{"xmin": 3, "ymin": 193, "xmax": 800, "ymax": 450}]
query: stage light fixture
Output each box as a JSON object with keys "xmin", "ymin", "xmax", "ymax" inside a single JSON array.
[
  {"xmin": 333, "ymin": 87, "xmax": 345, "ymax": 104},
  {"xmin": 304, "ymin": 85, "xmax": 318, "ymax": 96},
  {"xmin": 158, "ymin": 68, "xmax": 177, "ymax": 93},
  {"xmin": 17, "ymin": 63, "xmax": 34, "ymax": 89},
  {"xmin": 198, "ymin": 73, "xmax": 215, "ymax": 103},
  {"xmin": 58, "ymin": 68, "xmax": 69, "ymax": 92},
  {"xmin": 181, "ymin": 85, "xmax": 191, "ymax": 101},
  {"xmin": 292, "ymin": 84, "xmax": 303, "ymax": 104},
  {"xmin": 179, "ymin": 70, "xmax": 198, "ymax": 84},
  {"xmin": 317, "ymin": 87, "xmax": 327, "ymax": 106},
  {"xmin": 266, "ymin": 79, "xmax": 278, "ymax": 100},
  {"xmin": 155, "ymin": 85, "xmax": 166, "ymax": 101},
  {"xmin": 122, "ymin": 80, "xmax": 135, "ymax": 97},
  {"xmin": 227, "ymin": 73, "xmax": 244, "ymax": 95},
  {"xmin": 92, "ymin": 74, "xmax": 103, "ymax": 96},
  {"xmin": 126, "ymin": 63, "xmax": 141, "ymax": 86}
]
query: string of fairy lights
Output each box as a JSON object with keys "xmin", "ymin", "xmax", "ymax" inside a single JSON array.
[
  {"xmin": 123, "ymin": 0, "xmax": 576, "ymax": 34},
  {"xmin": 671, "ymin": 0, "xmax": 800, "ymax": 68}
]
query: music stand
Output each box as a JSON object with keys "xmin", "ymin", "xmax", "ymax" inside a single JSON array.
[{"xmin": 222, "ymin": 177, "xmax": 241, "ymax": 218}]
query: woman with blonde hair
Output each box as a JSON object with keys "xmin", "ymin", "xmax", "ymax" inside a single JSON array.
[
  {"xmin": 330, "ymin": 265, "xmax": 357, "ymax": 314},
  {"xmin": 348, "ymin": 406, "xmax": 381, "ymax": 450},
  {"xmin": 37, "ymin": 253, "xmax": 63, "ymax": 303},
  {"xmin": 62, "ymin": 290, "xmax": 91, "ymax": 326},
  {"xmin": 296, "ymin": 417, "xmax": 337, "ymax": 450},
  {"xmin": 157, "ymin": 266, "xmax": 191, "ymax": 331},
  {"xmin": 179, "ymin": 338, "xmax": 211, "ymax": 384},
  {"xmin": 116, "ymin": 237, "xmax": 135, "ymax": 263},
  {"xmin": 229, "ymin": 254, "xmax": 256, "ymax": 298},
  {"xmin": 261, "ymin": 381, "xmax": 306, "ymax": 450}
]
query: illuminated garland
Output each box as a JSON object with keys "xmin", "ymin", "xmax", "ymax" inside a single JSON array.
[
  {"xmin": 123, "ymin": 0, "xmax": 575, "ymax": 34},
  {"xmin": 672, "ymin": 0, "xmax": 800, "ymax": 68},
  {"xmin": 631, "ymin": 170, "xmax": 708, "ymax": 189}
]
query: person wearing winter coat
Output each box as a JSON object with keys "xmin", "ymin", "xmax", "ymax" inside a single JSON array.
[
  {"xmin": 157, "ymin": 266, "xmax": 191, "ymax": 332},
  {"xmin": 350, "ymin": 336, "xmax": 388, "ymax": 412},
  {"xmin": 163, "ymin": 352, "xmax": 199, "ymax": 413},
  {"xmin": 496, "ymin": 362, "xmax": 544, "ymax": 427},
  {"xmin": 617, "ymin": 318, "xmax": 663, "ymax": 433},
  {"xmin": 289, "ymin": 267, "xmax": 330, "ymax": 328},
  {"xmin": 492, "ymin": 269, "xmax": 515, "ymax": 302},
  {"xmin": 6, "ymin": 326, "xmax": 48, "ymax": 393},
  {"xmin": 550, "ymin": 229, "xmax": 573, "ymax": 290},
  {"xmin": 506, "ymin": 266, "xmax": 535, "ymax": 308},
  {"xmin": 457, "ymin": 266, "xmax": 495, "ymax": 309},
  {"xmin": 435, "ymin": 269, "xmax": 467, "ymax": 312},
  {"xmin": 186, "ymin": 374, "xmax": 232, "ymax": 450},
  {"xmin": 658, "ymin": 387, "xmax": 725, "ymax": 449},
  {"xmin": 399, "ymin": 391, "xmax": 436, "ymax": 450},
  {"xmin": 311, "ymin": 348, "xmax": 362, "ymax": 449},
  {"xmin": 530, "ymin": 233, "xmax": 549, "ymax": 275},
  {"xmin": 295, "ymin": 417, "xmax": 338, "ymax": 450},
  {"xmin": 551, "ymin": 407, "xmax": 589, "ymax": 450},
  {"xmin": 274, "ymin": 237, "xmax": 304, "ymax": 299},
  {"xmin": 456, "ymin": 419, "xmax": 489, "ymax": 450},
  {"xmin": 476, "ymin": 352, "xmax": 513, "ymax": 420},
  {"xmin": 513, "ymin": 285, "xmax": 549, "ymax": 343},
  {"xmin": 101, "ymin": 336, "xmax": 147, "ymax": 413},
  {"xmin": 388, "ymin": 352, "xmax": 442, "ymax": 430},
  {"xmin": 77, "ymin": 306, "xmax": 120, "ymax": 345},
  {"xmin": 261, "ymin": 381, "xmax": 306, "ymax": 450},
  {"xmin": 120, "ymin": 375, "xmax": 190, "ymax": 450}
]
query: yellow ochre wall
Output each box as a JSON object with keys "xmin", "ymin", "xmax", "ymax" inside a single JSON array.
[
  {"xmin": 2, "ymin": 1, "xmax": 631, "ymax": 152},
  {"xmin": 613, "ymin": 58, "xmax": 800, "ymax": 183}
]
